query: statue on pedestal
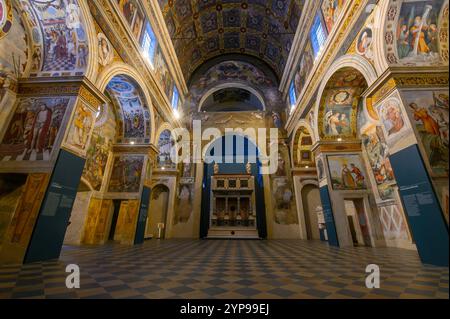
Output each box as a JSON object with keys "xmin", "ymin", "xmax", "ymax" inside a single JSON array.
[
  {"xmin": 214, "ymin": 162, "xmax": 219, "ymax": 174},
  {"xmin": 246, "ymin": 162, "xmax": 252, "ymax": 174}
]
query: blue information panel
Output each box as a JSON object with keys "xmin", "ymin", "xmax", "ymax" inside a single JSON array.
[
  {"xmin": 25, "ymin": 150, "xmax": 86, "ymax": 263},
  {"xmin": 390, "ymin": 145, "xmax": 449, "ymax": 267},
  {"xmin": 135, "ymin": 186, "xmax": 151, "ymax": 245},
  {"xmin": 319, "ymin": 186, "xmax": 339, "ymax": 247}
]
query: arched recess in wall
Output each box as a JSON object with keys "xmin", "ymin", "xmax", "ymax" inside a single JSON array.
[
  {"xmin": 200, "ymin": 134, "xmax": 267, "ymax": 239},
  {"xmin": 96, "ymin": 62, "xmax": 156, "ymax": 145},
  {"xmin": 300, "ymin": 181, "xmax": 322, "ymax": 241},
  {"xmin": 156, "ymin": 126, "xmax": 176, "ymax": 169},
  {"xmin": 291, "ymin": 121, "xmax": 315, "ymax": 168},
  {"xmin": 313, "ymin": 55, "xmax": 377, "ymax": 140},
  {"xmin": 14, "ymin": 0, "xmax": 97, "ymax": 79},
  {"xmin": 147, "ymin": 184, "xmax": 170, "ymax": 239},
  {"xmin": 198, "ymin": 83, "xmax": 266, "ymax": 112}
]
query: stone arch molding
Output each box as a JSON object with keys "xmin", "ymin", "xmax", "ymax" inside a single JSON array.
[
  {"xmin": 198, "ymin": 82, "xmax": 267, "ymax": 113},
  {"xmin": 290, "ymin": 119, "xmax": 316, "ymax": 168},
  {"xmin": 313, "ymin": 54, "xmax": 378, "ymax": 140},
  {"xmin": 96, "ymin": 62, "xmax": 156, "ymax": 145}
]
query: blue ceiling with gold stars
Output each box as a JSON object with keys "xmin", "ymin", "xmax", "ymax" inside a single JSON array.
[{"xmin": 157, "ymin": 0, "xmax": 304, "ymax": 82}]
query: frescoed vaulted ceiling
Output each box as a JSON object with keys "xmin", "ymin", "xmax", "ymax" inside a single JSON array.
[{"xmin": 157, "ymin": 0, "xmax": 305, "ymax": 81}]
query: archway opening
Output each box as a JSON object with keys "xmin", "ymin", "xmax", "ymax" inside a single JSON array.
[{"xmin": 200, "ymin": 134, "xmax": 267, "ymax": 239}]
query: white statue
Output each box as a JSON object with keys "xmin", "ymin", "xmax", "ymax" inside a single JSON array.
[{"xmin": 246, "ymin": 162, "xmax": 251, "ymax": 174}]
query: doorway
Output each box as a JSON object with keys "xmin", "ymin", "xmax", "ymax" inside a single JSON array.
[
  {"xmin": 344, "ymin": 199, "xmax": 371, "ymax": 247},
  {"xmin": 108, "ymin": 200, "xmax": 122, "ymax": 241},
  {"xmin": 301, "ymin": 184, "xmax": 321, "ymax": 240}
]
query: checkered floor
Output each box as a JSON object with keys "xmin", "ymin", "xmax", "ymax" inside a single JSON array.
[{"xmin": 0, "ymin": 240, "xmax": 448, "ymax": 299}]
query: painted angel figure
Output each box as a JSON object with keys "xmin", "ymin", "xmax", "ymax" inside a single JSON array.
[{"xmin": 66, "ymin": 0, "xmax": 81, "ymax": 30}]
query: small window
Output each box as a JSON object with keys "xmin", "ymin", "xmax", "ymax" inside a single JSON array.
[
  {"xmin": 171, "ymin": 86, "xmax": 179, "ymax": 110},
  {"xmin": 289, "ymin": 80, "xmax": 297, "ymax": 108},
  {"xmin": 310, "ymin": 14, "xmax": 327, "ymax": 58},
  {"xmin": 142, "ymin": 22, "xmax": 157, "ymax": 68},
  {"xmin": 217, "ymin": 180, "xmax": 225, "ymax": 188},
  {"xmin": 228, "ymin": 179, "xmax": 237, "ymax": 188},
  {"xmin": 240, "ymin": 179, "xmax": 249, "ymax": 188}
]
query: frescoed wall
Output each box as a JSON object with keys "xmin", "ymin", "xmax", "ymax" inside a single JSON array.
[
  {"xmin": 402, "ymin": 89, "xmax": 449, "ymax": 176},
  {"xmin": 24, "ymin": 0, "xmax": 89, "ymax": 76},
  {"xmin": 106, "ymin": 75, "xmax": 151, "ymax": 144},
  {"xmin": 361, "ymin": 125, "xmax": 396, "ymax": 201},
  {"xmin": 157, "ymin": 129, "xmax": 174, "ymax": 168},
  {"xmin": 82, "ymin": 128, "xmax": 113, "ymax": 191},
  {"xmin": 321, "ymin": 0, "xmax": 347, "ymax": 34},
  {"xmin": 0, "ymin": 97, "xmax": 70, "ymax": 161},
  {"xmin": 319, "ymin": 68, "xmax": 367, "ymax": 140},
  {"xmin": 293, "ymin": 40, "xmax": 314, "ymax": 99},
  {"xmin": 376, "ymin": 92, "xmax": 412, "ymax": 148},
  {"xmin": 63, "ymin": 100, "xmax": 95, "ymax": 156},
  {"xmin": 327, "ymin": 154, "xmax": 367, "ymax": 190},
  {"xmin": 108, "ymin": 154, "xmax": 144, "ymax": 193},
  {"xmin": 385, "ymin": 0, "xmax": 448, "ymax": 65},
  {"xmin": 272, "ymin": 146, "xmax": 298, "ymax": 226},
  {"xmin": 0, "ymin": 2, "xmax": 28, "ymax": 78}
]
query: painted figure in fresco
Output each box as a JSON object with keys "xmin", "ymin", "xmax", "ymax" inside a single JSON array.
[
  {"xmin": 72, "ymin": 104, "xmax": 92, "ymax": 148},
  {"xmin": 410, "ymin": 15, "xmax": 431, "ymax": 55},
  {"xmin": 397, "ymin": 25, "xmax": 411, "ymax": 58},
  {"xmin": 325, "ymin": 111, "xmax": 342, "ymax": 135},
  {"xmin": 341, "ymin": 164, "xmax": 356, "ymax": 188},
  {"xmin": 357, "ymin": 30, "xmax": 373, "ymax": 57},
  {"xmin": 272, "ymin": 111, "xmax": 282, "ymax": 128},
  {"xmin": 350, "ymin": 163, "xmax": 365, "ymax": 186},
  {"xmin": 276, "ymin": 152, "xmax": 286, "ymax": 176},
  {"xmin": 66, "ymin": 0, "xmax": 81, "ymax": 30},
  {"xmin": 77, "ymin": 44, "xmax": 88, "ymax": 68},
  {"xmin": 409, "ymin": 100, "xmax": 448, "ymax": 166},
  {"xmin": 409, "ymin": 102, "xmax": 440, "ymax": 136},
  {"xmin": 382, "ymin": 100, "xmax": 404, "ymax": 136},
  {"xmin": 27, "ymin": 102, "xmax": 52, "ymax": 154},
  {"xmin": 339, "ymin": 113, "xmax": 350, "ymax": 134}
]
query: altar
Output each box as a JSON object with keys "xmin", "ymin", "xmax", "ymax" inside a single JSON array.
[{"xmin": 207, "ymin": 174, "xmax": 259, "ymax": 239}]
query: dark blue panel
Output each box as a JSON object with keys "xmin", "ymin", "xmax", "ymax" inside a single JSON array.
[
  {"xmin": 25, "ymin": 150, "xmax": 85, "ymax": 263},
  {"xmin": 390, "ymin": 144, "xmax": 449, "ymax": 267},
  {"xmin": 319, "ymin": 186, "xmax": 339, "ymax": 247},
  {"xmin": 135, "ymin": 186, "xmax": 151, "ymax": 245}
]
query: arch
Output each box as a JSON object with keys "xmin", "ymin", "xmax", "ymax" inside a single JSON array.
[
  {"xmin": 290, "ymin": 120, "xmax": 316, "ymax": 168},
  {"xmin": 198, "ymin": 82, "xmax": 267, "ymax": 112},
  {"xmin": 147, "ymin": 183, "xmax": 170, "ymax": 239},
  {"xmin": 200, "ymin": 134, "xmax": 267, "ymax": 239},
  {"xmin": 201, "ymin": 130, "xmax": 261, "ymax": 160},
  {"xmin": 96, "ymin": 62, "xmax": 156, "ymax": 144},
  {"xmin": 313, "ymin": 55, "xmax": 376, "ymax": 140},
  {"xmin": 296, "ymin": 180, "xmax": 322, "ymax": 240}
]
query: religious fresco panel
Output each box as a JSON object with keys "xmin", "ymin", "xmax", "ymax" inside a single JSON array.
[
  {"xmin": 108, "ymin": 155, "xmax": 145, "ymax": 193},
  {"xmin": 327, "ymin": 154, "xmax": 367, "ymax": 190},
  {"xmin": 361, "ymin": 125, "xmax": 396, "ymax": 201},
  {"xmin": 0, "ymin": 97, "xmax": 70, "ymax": 161},
  {"xmin": 106, "ymin": 75, "xmax": 150, "ymax": 143},
  {"xmin": 63, "ymin": 100, "xmax": 95, "ymax": 156},
  {"xmin": 82, "ymin": 128, "xmax": 113, "ymax": 191},
  {"xmin": 27, "ymin": 0, "xmax": 89, "ymax": 76},
  {"xmin": 402, "ymin": 89, "xmax": 449, "ymax": 176}
]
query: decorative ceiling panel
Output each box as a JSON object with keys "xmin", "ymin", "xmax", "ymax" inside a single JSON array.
[{"xmin": 158, "ymin": 0, "xmax": 304, "ymax": 81}]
